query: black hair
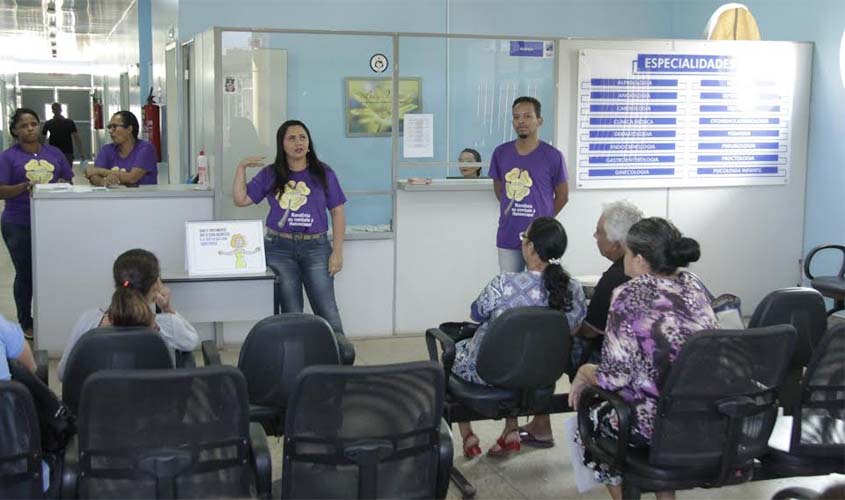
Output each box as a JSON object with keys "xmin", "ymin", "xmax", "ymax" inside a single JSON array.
[
  {"xmin": 107, "ymin": 248, "xmax": 159, "ymax": 327},
  {"xmin": 625, "ymin": 217, "xmax": 701, "ymax": 275},
  {"xmin": 459, "ymin": 148, "xmax": 482, "ymax": 177},
  {"xmin": 271, "ymin": 120, "xmax": 328, "ymax": 197},
  {"xmin": 512, "ymin": 96, "xmax": 542, "ymax": 118},
  {"xmin": 51, "ymin": 102, "xmax": 62, "ymax": 115},
  {"xmin": 113, "ymin": 110, "xmax": 140, "ymax": 140},
  {"xmin": 526, "ymin": 217, "xmax": 573, "ymax": 312},
  {"xmin": 9, "ymin": 108, "xmax": 40, "ymax": 138}
]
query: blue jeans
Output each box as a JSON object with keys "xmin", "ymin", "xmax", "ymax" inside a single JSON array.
[
  {"xmin": 1, "ymin": 221, "xmax": 33, "ymax": 330},
  {"xmin": 497, "ymin": 248, "xmax": 526, "ymax": 273},
  {"xmin": 265, "ymin": 234, "xmax": 344, "ymax": 334}
]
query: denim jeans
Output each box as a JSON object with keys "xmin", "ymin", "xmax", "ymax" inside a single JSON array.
[
  {"xmin": 497, "ymin": 248, "xmax": 526, "ymax": 273},
  {"xmin": 265, "ymin": 233, "xmax": 344, "ymax": 334},
  {"xmin": 1, "ymin": 220, "xmax": 33, "ymax": 330}
]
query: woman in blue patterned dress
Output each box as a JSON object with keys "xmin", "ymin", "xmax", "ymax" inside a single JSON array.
[
  {"xmin": 452, "ymin": 217, "xmax": 586, "ymax": 458},
  {"xmin": 568, "ymin": 217, "xmax": 718, "ymax": 500}
]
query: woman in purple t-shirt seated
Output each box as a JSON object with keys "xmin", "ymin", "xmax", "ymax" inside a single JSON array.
[
  {"xmin": 85, "ymin": 111, "xmax": 158, "ymax": 186},
  {"xmin": 232, "ymin": 120, "xmax": 347, "ymax": 334},
  {"xmin": 0, "ymin": 108, "xmax": 74, "ymax": 339}
]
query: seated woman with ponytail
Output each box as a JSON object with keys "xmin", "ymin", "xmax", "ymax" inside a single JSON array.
[
  {"xmin": 57, "ymin": 249, "xmax": 199, "ymax": 381},
  {"xmin": 451, "ymin": 217, "xmax": 586, "ymax": 458},
  {"xmin": 568, "ymin": 217, "xmax": 718, "ymax": 500}
]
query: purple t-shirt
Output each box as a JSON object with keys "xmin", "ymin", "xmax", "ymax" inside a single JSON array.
[
  {"xmin": 94, "ymin": 139, "xmax": 158, "ymax": 185},
  {"xmin": 488, "ymin": 141, "xmax": 567, "ymax": 249},
  {"xmin": 246, "ymin": 163, "xmax": 346, "ymax": 234},
  {"xmin": 0, "ymin": 144, "xmax": 73, "ymax": 225}
]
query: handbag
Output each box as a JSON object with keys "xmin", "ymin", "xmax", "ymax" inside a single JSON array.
[
  {"xmin": 687, "ymin": 272, "xmax": 744, "ymax": 330},
  {"xmin": 9, "ymin": 360, "xmax": 76, "ymax": 453}
]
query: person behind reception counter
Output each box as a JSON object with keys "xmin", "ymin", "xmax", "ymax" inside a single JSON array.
[
  {"xmin": 0, "ymin": 108, "xmax": 74, "ymax": 340},
  {"xmin": 231, "ymin": 119, "xmax": 347, "ymax": 335},
  {"xmin": 85, "ymin": 111, "xmax": 158, "ymax": 187},
  {"xmin": 57, "ymin": 249, "xmax": 198, "ymax": 381},
  {"xmin": 458, "ymin": 148, "xmax": 482, "ymax": 178}
]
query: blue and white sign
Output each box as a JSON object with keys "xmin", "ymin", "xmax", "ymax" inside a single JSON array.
[
  {"xmin": 510, "ymin": 40, "xmax": 554, "ymax": 58},
  {"xmin": 576, "ymin": 49, "xmax": 795, "ymax": 188}
]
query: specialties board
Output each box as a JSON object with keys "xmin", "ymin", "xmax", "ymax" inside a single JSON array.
[{"xmin": 576, "ymin": 49, "xmax": 794, "ymax": 189}]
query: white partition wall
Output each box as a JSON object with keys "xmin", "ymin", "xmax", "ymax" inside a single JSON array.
[{"xmin": 557, "ymin": 39, "xmax": 813, "ymax": 313}]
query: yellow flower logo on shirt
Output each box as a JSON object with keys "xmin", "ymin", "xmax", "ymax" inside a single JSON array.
[
  {"xmin": 277, "ymin": 180, "xmax": 310, "ymax": 211},
  {"xmin": 504, "ymin": 168, "xmax": 533, "ymax": 202},
  {"xmin": 24, "ymin": 159, "xmax": 56, "ymax": 184},
  {"xmin": 110, "ymin": 167, "xmax": 128, "ymax": 172}
]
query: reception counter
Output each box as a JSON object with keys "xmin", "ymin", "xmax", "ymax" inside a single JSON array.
[{"xmin": 32, "ymin": 185, "xmax": 214, "ymax": 355}]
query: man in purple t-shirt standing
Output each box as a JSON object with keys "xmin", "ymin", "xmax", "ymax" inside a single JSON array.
[{"xmin": 489, "ymin": 97, "xmax": 569, "ymax": 272}]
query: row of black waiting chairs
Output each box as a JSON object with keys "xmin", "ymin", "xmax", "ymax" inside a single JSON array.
[{"xmin": 2, "ymin": 287, "xmax": 843, "ymax": 499}]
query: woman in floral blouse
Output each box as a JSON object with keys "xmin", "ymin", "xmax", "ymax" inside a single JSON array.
[
  {"xmin": 568, "ymin": 217, "xmax": 717, "ymax": 500},
  {"xmin": 452, "ymin": 217, "xmax": 586, "ymax": 458}
]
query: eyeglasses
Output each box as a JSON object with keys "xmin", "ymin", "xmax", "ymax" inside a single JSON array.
[{"xmin": 106, "ymin": 123, "xmax": 126, "ymax": 130}]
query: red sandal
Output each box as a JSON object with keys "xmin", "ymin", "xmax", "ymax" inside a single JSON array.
[
  {"xmin": 487, "ymin": 429, "xmax": 520, "ymax": 458},
  {"xmin": 462, "ymin": 432, "xmax": 482, "ymax": 458}
]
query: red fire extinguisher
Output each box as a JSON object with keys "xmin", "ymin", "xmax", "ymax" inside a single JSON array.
[
  {"xmin": 92, "ymin": 95, "xmax": 103, "ymax": 130},
  {"xmin": 142, "ymin": 88, "xmax": 162, "ymax": 161}
]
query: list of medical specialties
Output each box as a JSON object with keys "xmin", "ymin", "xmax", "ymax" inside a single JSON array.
[{"xmin": 575, "ymin": 49, "xmax": 794, "ymax": 189}]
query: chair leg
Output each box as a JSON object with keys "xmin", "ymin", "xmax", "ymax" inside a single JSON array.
[
  {"xmin": 449, "ymin": 466, "xmax": 477, "ymax": 499},
  {"xmin": 621, "ymin": 481, "xmax": 642, "ymax": 500}
]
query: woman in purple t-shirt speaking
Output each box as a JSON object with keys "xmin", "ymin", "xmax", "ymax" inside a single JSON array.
[
  {"xmin": 0, "ymin": 108, "xmax": 74, "ymax": 339},
  {"xmin": 231, "ymin": 120, "xmax": 347, "ymax": 334}
]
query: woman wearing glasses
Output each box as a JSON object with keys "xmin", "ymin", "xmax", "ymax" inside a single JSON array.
[
  {"xmin": 86, "ymin": 111, "xmax": 158, "ymax": 186},
  {"xmin": 451, "ymin": 216, "xmax": 586, "ymax": 458}
]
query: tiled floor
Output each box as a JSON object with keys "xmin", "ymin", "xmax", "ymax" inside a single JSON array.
[{"xmin": 0, "ymin": 199, "xmax": 841, "ymax": 498}]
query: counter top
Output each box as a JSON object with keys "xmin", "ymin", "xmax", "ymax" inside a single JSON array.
[
  {"xmin": 32, "ymin": 184, "xmax": 214, "ymax": 199},
  {"xmin": 397, "ymin": 178, "xmax": 493, "ymax": 192}
]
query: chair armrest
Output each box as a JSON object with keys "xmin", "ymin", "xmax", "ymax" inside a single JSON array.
[
  {"xmin": 425, "ymin": 328, "xmax": 458, "ymax": 379},
  {"xmin": 174, "ymin": 350, "xmax": 196, "ymax": 368},
  {"xmin": 335, "ymin": 334, "xmax": 356, "ymax": 365},
  {"xmin": 61, "ymin": 434, "xmax": 79, "ymax": 499},
  {"xmin": 772, "ymin": 486, "xmax": 822, "ymax": 500},
  {"xmin": 577, "ymin": 385, "xmax": 634, "ymax": 472},
  {"xmin": 804, "ymin": 244, "xmax": 845, "ymax": 279},
  {"xmin": 435, "ymin": 418, "xmax": 453, "ymax": 500},
  {"xmin": 201, "ymin": 340, "xmax": 222, "ymax": 366},
  {"xmin": 34, "ymin": 349, "xmax": 49, "ymax": 385},
  {"xmin": 249, "ymin": 422, "xmax": 273, "ymax": 500}
]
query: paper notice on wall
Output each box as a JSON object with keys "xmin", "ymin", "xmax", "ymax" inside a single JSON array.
[
  {"xmin": 186, "ymin": 220, "xmax": 266, "ymax": 276},
  {"xmin": 403, "ymin": 113, "xmax": 434, "ymax": 158}
]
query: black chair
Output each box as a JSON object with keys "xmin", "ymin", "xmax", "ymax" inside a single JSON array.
[
  {"xmin": 202, "ymin": 313, "xmax": 348, "ymax": 436},
  {"xmin": 0, "ymin": 380, "xmax": 45, "ymax": 499},
  {"xmin": 61, "ymin": 327, "xmax": 174, "ymax": 417},
  {"xmin": 281, "ymin": 361, "xmax": 451, "ymax": 499},
  {"xmin": 426, "ymin": 306, "xmax": 572, "ymax": 498},
  {"xmin": 759, "ymin": 322, "xmax": 845, "ymax": 478},
  {"xmin": 748, "ymin": 288, "xmax": 827, "ymax": 414},
  {"xmin": 61, "ymin": 366, "xmax": 272, "ymax": 499},
  {"xmin": 577, "ymin": 326, "xmax": 795, "ymax": 500},
  {"xmin": 804, "ymin": 244, "xmax": 845, "ymax": 316}
]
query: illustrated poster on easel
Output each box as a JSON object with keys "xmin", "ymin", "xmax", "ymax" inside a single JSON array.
[{"xmin": 186, "ymin": 220, "xmax": 266, "ymax": 276}]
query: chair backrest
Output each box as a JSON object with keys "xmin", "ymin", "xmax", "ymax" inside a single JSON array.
[
  {"xmin": 0, "ymin": 380, "xmax": 43, "ymax": 499},
  {"xmin": 76, "ymin": 366, "xmax": 252, "ymax": 499},
  {"xmin": 476, "ymin": 306, "xmax": 571, "ymax": 389},
  {"xmin": 62, "ymin": 327, "xmax": 173, "ymax": 416},
  {"xmin": 749, "ymin": 287, "xmax": 827, "ymax": 366},
  {"xmin": 790, "ymin": 322, "xmax": 845, "ymax": 456},
  {"xmin": 282, "ymin": 361, "xmax": 444, "ymax": 500},
  {"xmin": 237, "ymin": 313, "xmax": 341, "ymax": 408},
  {"xmin": 649, "ymin": 326, "xmax": 795, "ymax": 476}
]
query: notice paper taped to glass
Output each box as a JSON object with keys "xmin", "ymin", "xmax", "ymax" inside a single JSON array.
[{"xmin": 403, "ymin": 113, "xmax": 434, "ymax": 158}]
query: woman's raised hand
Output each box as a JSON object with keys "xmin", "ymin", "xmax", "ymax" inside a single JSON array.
[{"xmin": 238, "ymin": 156, "xmax": 266, "ymax": 169}]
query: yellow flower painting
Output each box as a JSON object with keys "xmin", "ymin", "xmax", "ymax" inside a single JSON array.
[
  {"xmin": 345, "ymin": 77, "xmax": 421, "ymax": 136},
  {"xmin": 24, "ymin": 159, "xmax": 55, "ymax": 184},
  {"xmin": 504, "ymin": 168, "xmax": 533, "ymax": 202}
]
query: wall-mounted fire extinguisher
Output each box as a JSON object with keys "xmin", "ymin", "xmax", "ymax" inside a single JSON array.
[
  {"xmin": 92, "ymin": 94, "xmax": 103, "ymax": 130},
  {"xmin": 142, "ymin": 88, "xmax": 162, "ymax": 162}
]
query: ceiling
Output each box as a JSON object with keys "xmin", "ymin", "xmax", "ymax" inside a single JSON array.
[{"xmin": 0, "ymin": 0, "xmax": 136, "ymax": 62}]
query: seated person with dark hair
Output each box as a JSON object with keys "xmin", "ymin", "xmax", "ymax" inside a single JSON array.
[{"xmin": 458, "ymin": 148, "xmax": 482, "ymax": 178}]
